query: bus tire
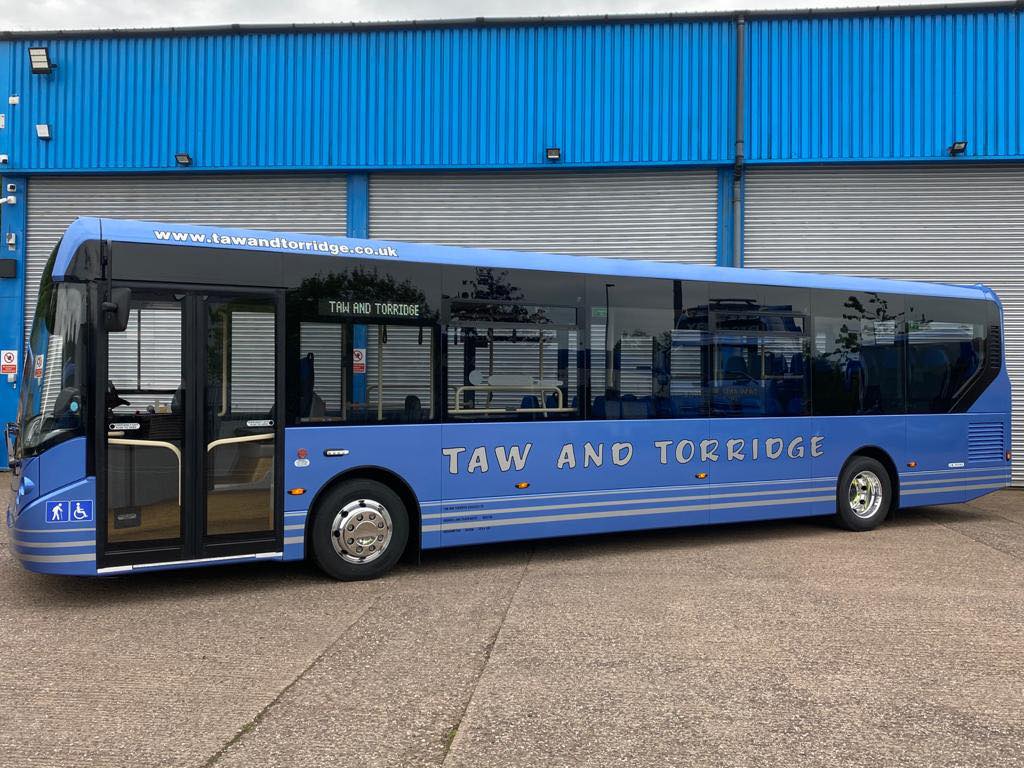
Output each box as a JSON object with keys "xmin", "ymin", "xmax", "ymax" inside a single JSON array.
[
  {"xmin": 310, "ymin": 479, "xmax": 409, "ymax": 581},
  {"xmin": 836, "ymin": 456, "xmax": 892, "ymax": 531}
]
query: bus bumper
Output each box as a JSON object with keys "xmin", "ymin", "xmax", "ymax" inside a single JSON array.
[{"xmin": 7, "ymin": 476, "xmax": 98, "ymax": 576}]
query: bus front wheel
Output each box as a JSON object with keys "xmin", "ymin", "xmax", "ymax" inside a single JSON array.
[
  {"xmin": 836, "ymin": 456, "xmax": 893, "ymax": 531},
  {"xmin": 311, "ymin": 479, "xmax": 409, "ymax": 580}
]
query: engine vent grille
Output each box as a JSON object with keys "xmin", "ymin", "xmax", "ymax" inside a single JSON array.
[{"xmin": 968, "ymin": 422, "xmax": 1005, "ymax": 463}]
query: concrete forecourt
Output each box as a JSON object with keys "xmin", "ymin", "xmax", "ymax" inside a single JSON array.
[{"xmin": 1, "ymin": 482, "xmax": 1022, "ymax": 768}]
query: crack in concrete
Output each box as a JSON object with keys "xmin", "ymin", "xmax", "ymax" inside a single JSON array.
[
  {"xmin": 440, "ymin": 548, "xmax": 535, "ymax": 766},
  {"xmin": 200, "ymin": 589, "xmax": 388, "ymax": 768}
]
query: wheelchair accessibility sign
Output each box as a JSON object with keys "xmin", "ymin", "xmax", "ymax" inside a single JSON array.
[{"xmin": 45, "ymin": 500, "xmax": 94, "ymax": 524}]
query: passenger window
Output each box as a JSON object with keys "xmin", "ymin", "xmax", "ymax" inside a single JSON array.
[
  {"xmin": 107, "ymin": 302, "xmax": 183, "ymax": 414},
  {"xmin": 812, "ymin": 292, "xmax": 905, "ymax": 415},
  {"xmin": 906, "ymin": 297, "xmax": 988, "ymax": 413},
  {"xmin": 294, "ymin": 321, "xmax": 436, "ymax": 424},
  {"xmin": 588, "ymin": 277, "xmax": 709, "ymax": 419},
  {"xmin": 285, "ymin": 260, "xmax": 441, "ymax": 424},
  {"xmin": 444, "ymin": 267, "xmax": 583, "ymax": 421},
  {"xmin": 709, "ymin": 285, "xmax": 810, "ymax": 417}
]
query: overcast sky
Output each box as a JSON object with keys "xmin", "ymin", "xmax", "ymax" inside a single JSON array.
[{"xmin": 4, "ymin": 0, "xmax": 987, "ymax": 32}]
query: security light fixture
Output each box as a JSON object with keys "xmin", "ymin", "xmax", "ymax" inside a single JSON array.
[
  {"xmin": 35, "ymin": 123, "xmax": 51, "ymax": 141},
  {"xmin": 545, "ymin": 147, "xmax": 561, "ymax": 162},
  {"xmin": 175, "ymin": 152, "xmax": 192, "ymax": 166},
  {"xmin": 28, "ymin": 47, "xmax": 54, "ymax": 75},
  {"xmin": 948, "ymin": 140, "xmax": 968, "ymax": 156}
]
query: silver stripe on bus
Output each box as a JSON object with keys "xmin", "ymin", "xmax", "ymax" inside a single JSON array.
[
  {"xmin": 901, "ymin": 482, "xmax": 1007, "ymax": 496},
  {"xmin": 904, "ymin": 466, "xmax": 1010, "ymax": 477},
  {"xmin": 12, "ymin": 538, "xmax": 95, "ymax": 550},
  {"xmin": 442, "ymin": 475, "xmax": 841, "ymax": 508},
  {"xmin": 284, "ymin": 536, "xmax": 304, "ymax": 545},
  {"xmin": 437, "ymin": 484, "xmax": 835, "ymax": 521},
  {"xmin": 423, "ymin": 493, "xmax": 836, "ymax": 533},
  {"xmin": 284, "ymin": 524, "xmax": 305, "ymax": 531},
  {"xmin": 96, "ymin": 551, "xmax": 283, "ymax": 574},
  {"xmin": 285, "ymin": 511, "xmax": 307, "ymax": 518},
  {"xmin": 17, "ymin": 553, "xmax": 96, "ymax": 564},
  {"xmin": 13, "ymin": 527, "xmax": 96, "ymax": 534},
  {"xmin": 901, "ymin": 474, "xmax": 1008, "ymax": 487}
]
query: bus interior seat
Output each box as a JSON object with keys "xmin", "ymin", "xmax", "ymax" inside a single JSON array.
[
  {"xmin": 404, "ymin": 395, "xmax": 422, "ymax": 422},
  {"xmin": 724, "ymin": 356, "xmax": 749, "ymax": 379},
  {"xmin": 790, "ymin": 353, "xmax": 805, "ymax": 376},
  {"xmin": 309, "ymin": 393, "xmax": 327, "ymax": 418}
]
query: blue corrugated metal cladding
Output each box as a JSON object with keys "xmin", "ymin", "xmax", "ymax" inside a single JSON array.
[
  {"xmin": 0, "ymin": 7, "xmax": 1022, "ymax": 171},
  {"xmin": 0, "ymin": 20, "xmax": 735, "ymax": 172},
  {"xmin": 746, "ymin": 8, "xmax": 1024, "ymax": 162}
]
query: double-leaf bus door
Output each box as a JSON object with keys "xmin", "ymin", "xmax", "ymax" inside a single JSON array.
[{"xmin": 100, "ymin": 289, "xmax": 282, "ymax": 568}]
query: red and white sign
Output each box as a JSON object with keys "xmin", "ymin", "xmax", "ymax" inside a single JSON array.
[
  {"xmin": 1, "ymin": 350, "xmax": 17, "ymax": 375},
  {"xmin": 352, "ymin": 348, "xmax": 366, "ymax": 374},
  {"xmin": 33, "ymin": 353, "xmax": 44, "ymax": 379}
]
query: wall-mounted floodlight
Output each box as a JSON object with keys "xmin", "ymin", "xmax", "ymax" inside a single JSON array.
[
  {"xmin": 545, "ymin": 147, "xmax": 562, "ymax": 162},
  {"xmin": 28, "ymin": 47, "xmax": 54, "ymax": 75},
  {"xmin": 35, "ymin": 124, "xmax": 51, "ymax": 141},
  {"xmin": 948, "ymin": 140, "xmax": 968, "ymax": 156},
  {"xmin": 175, "ymin": 153, "xmax": 192, "ymax": 166}
]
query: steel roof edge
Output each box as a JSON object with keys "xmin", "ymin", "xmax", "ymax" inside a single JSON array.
[
  {"xmin": 64, "ymin": 217, "xmax": 996, "ymax": 303},
  {"xmin": 1, "ymin": 2, "xmax": 1018, "ymax": 40}
]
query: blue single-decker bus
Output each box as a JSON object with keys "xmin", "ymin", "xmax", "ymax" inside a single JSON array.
[{"xmin": 5, "ymin": 218, "xmax": 1011, "ymax": 579}]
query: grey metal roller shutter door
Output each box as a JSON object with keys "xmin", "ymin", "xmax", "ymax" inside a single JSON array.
[
  {"xmin": 744, "ymin": 164, "xmax": 1024, "ymax": 483},
  {"xmin": 25, "ymin": 173, "xmax": 346, "ymax": 408},
  {"xmin": 369, "ymin": 170, "xmax": 718, "ymax": 262},
  {"xmin": 24, "ymin": 173, "xmax": 347, "ymax": 339}
]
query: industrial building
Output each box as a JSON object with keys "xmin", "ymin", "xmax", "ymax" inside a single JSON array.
[{"xmin": 1, "ymin": 3, "xmax": 1023, "ymax": 479}]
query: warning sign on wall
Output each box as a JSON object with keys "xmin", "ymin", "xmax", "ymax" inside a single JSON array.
[
  {"xmin": 1, "ymin": 350, "xmax": 17, "ymax": 375},
  {"xmin": 352, "ymin": 348, "xmax": 366, "ymax": 374}
]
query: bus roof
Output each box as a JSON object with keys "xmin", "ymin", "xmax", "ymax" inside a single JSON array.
[{"xmin": 55, "ymin": 216, "xmax": 998, "ymax": 303}]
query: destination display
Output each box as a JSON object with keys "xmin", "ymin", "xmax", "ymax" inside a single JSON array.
[{"xmin": 318, "ymin": 299, "xmax": 424, "ymax": 319}]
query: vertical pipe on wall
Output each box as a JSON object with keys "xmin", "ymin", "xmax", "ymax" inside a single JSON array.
[
  {"xmin": 346, "ymin": 173, "xmax": 369, "ymax": 239},
  {"xmin": 732, "ymin": 15, "xmax": 746, "ymax": 268}
]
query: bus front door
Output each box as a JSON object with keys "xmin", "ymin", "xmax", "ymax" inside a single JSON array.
[{"xmin": 100, "ymin": 289, "xmax": 282, "ymax": 569}]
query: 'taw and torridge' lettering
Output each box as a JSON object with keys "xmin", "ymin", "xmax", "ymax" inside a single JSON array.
[{"xmin": 442, "ymin": 436, "xmax": 824, "ymax": 475}]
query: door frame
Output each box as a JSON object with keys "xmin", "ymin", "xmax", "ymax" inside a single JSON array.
[{"xmin": 95, "ymin": 281, "xmax": 285, "ymax": 569}]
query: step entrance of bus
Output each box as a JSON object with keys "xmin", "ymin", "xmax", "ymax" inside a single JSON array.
[{"xmin": 97, "ymin": 287, "xmax": 283, "ymax": 568}]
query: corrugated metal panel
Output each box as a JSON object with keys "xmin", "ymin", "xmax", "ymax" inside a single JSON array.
[
  {"xmin": 1, "ymin": 21, "xmax": 733, "ymax": 172},
  {"xmin": 747, "ymin": 10, "xmax": 1024, "ymax": 161},
  {"xmin": 744, "ymin": 163, "xmax": 1024, "ymax": 481},
  {"xmin": 369, "ymin": 170, "xmax": 718, "ymax": 262},
  {"xmin": 24, "ymin": 173, "xmax": 346, "ymax": 338}
]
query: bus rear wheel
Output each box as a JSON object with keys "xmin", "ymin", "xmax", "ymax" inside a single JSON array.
[
  {"xmin": 311, "ymin": 479, "xmax": 409, "ymax": 581},
  {"xmin": 836, "ymin": 456, "xmax": 893, "ymax": 531}
]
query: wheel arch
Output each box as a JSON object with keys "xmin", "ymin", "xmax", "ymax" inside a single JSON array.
[
  {"xmin": 303, "ymin": 464, "xmax": 422, "ymax": 562},
  {"xmin": 840, "ymin": 445, "xmax": 900, "ymax": 509}
]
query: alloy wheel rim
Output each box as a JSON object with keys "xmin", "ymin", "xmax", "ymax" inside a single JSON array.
[
  {"xmin": 330, "ymin": 499, "xmax": 393, "ymax": 564},
  {"xmin": 848, "ymin": 470, "xmax": 883, "ymax": 519}
]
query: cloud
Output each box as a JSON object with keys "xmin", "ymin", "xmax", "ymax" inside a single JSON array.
[{"xmin": 3, "ymin": 0, "xmax": 984, "ymax": 32}]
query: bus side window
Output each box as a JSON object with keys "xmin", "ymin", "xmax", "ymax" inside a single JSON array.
[
  {"xmin": 906, "ymin": 297, "xmax": 988, "ymax": 414},
  {"xmin": 709, "ymin": 285, "xmax": 810, "ymax": 418},
  {"xmin": 588, "ymin": 277, "xmax": 709, "ymax": 420},
  {"xmin": 812, "ymin": 291, "xmax": 905, "ymax": 416}
]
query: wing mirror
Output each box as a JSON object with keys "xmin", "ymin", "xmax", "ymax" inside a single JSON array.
[
  {"xmin": 102, "ymin": 287, "xmax": 132, "ymax": 332},
  {"xmin": 5, "ymin": 421, "xmax": 19, "ymax": 470}
]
